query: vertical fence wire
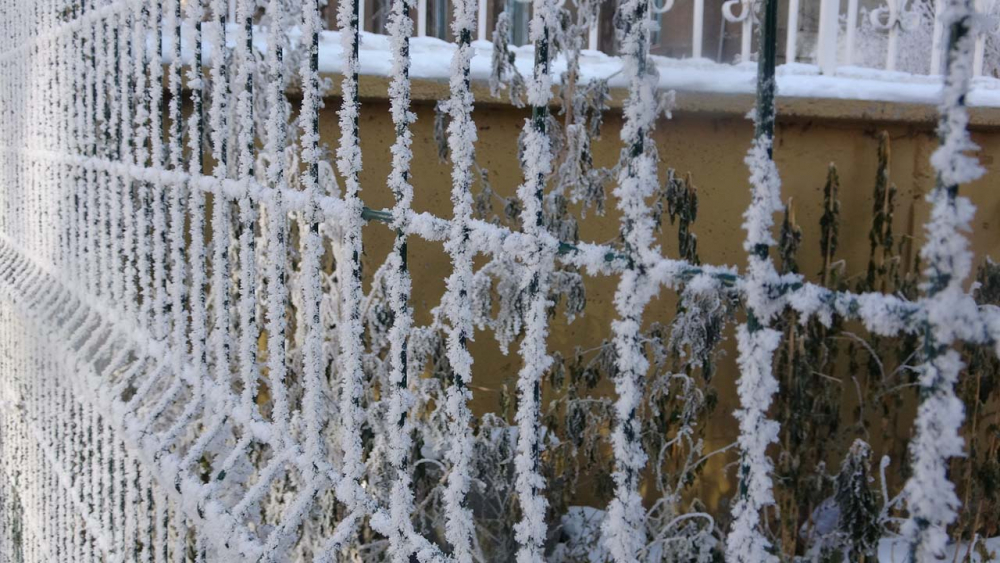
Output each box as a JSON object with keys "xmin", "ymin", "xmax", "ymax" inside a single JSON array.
[
  {"xmin": 512, "ymin": 0, "xmax": 556, "ymax": 557},
  {"xmin": 384, "ymin": 0, "xmax": 421, "ymax": 557},
  {"xmin": 902, "ymin": 1, "xmax": 985, "ymax": 559},
  {"xmin": 440, "ymin": 0, "xmax": 479, "ymax": 556}
]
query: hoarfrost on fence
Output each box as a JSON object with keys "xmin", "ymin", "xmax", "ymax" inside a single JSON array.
[{"xmin": 0, "ymin": 0, "xmax": 998, "ymax": 561}]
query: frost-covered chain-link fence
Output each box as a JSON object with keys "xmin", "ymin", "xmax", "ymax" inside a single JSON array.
[{"xmin": 0, "ymin": 0, "xmax": 998, "ymax": 561}]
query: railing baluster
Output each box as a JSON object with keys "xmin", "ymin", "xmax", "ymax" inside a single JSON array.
[
  {"xmin": 973, "ymin": 0, "xmax": 991, "ymax": 77},
  {"xmin": 817, "ymin": 0, "xmax": 839, "ymax": 74},
  {"xmin": 887, "ymin": 0, "xmax": 900, "ymax": 71},
  {"xmin": 722, "ymin": 0, "xmax": 753, "ymax": 63},
  {"xmin": 478, "ymin": 0, "xmax": 487, "ymax": 40},
  {"xmin": 785, "ymin": 0, "xmax": 798, "ymax": 63},
  {"xmin": 930, "ymin": 0, "xmax": 946, "ymax": 74},
  {"xmin": 150, "ymin": 0, "xmax": 169, "ymax": 341},
  {"xmin": 844, "ymin": 0, "xmax": 859, "ymax": 65},
  {"xmin": 418, "ymin": 0, "xmax": 427, "ymax": 36},
  {"xmin": 692, "ymin": 0, "xmax": 703, "ymax": 58},
  {"xmin": 588, "ymin": 7, "xmax": 598, "ymax": 50},
  {"xmin": 186, "ymin": 0, "xmax": 207, "ymax": 397},
  {"xmin": 871, "ymin": 0, "xmax": 917, "ymax": 72},
  {"xmin": 742, "ymin": 11, "xmax": 751, "ymax": 62}
]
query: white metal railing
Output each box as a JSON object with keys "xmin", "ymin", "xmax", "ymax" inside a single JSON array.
[
  {"xmin": 339, "ymin": 0, "xmax": 997, "ymax": 78},
  {"xmin": 723, "ymin": 0, "xmax": 756, "ymax": 63},
  {"xmin": 974, "ymin": 0, "xmax": 1000, "ymax": 76}
]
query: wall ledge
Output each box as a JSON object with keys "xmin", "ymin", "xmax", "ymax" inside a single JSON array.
[{"xmin": 326, "ymin": 73, "xmax": 1000, "ymax": 129}]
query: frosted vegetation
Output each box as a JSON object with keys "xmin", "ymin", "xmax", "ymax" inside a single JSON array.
[{"xmin": 0, "ymin": 0, "xmax": 998, "ymax": 562}]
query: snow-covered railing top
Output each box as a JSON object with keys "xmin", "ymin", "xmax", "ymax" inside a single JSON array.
[
  {"xmin": 244, "ymin": 28, "xmax": 1000, "ymax": 109},
  {"xmin": 51, "ymin": 1, "xmax": 1000, "ymax": 108},
  {"xmin": 337, "ymin": 0, "xmax": 1000, "ymax": 77},
  {"xmin": 336, "ymin": 0, "xmax": 1000, "ymax": 107},
  {"xmin": 0, "ymin": 0, "xmax": 999, "ymax": 561}
]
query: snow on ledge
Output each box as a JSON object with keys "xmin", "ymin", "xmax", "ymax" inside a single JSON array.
[
  {"xmin": 175, "ymin": 24, "xmax": 1000, "ymax": 108},
  {"xmin": 323, "ymin": 31, "xmax": 1000, "ymax": 108}
]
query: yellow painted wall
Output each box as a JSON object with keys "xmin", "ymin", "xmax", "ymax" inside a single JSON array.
[{"xmin": 316, "ymin": 81, "xmax": 1000, "ymax": 508}]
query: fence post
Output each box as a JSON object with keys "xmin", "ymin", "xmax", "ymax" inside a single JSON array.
[
  {"xmin": 817, "ymin": 0, "xmax": 840, "ymax": 74},
  {"xmin": 785, "ymin": 0, "xmax": 799, "ymax": 64}
]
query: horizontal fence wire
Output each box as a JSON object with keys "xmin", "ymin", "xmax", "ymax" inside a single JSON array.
[{"xmin": 0, "ymin": 0, "xmax": 998, "ymax": 561}]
